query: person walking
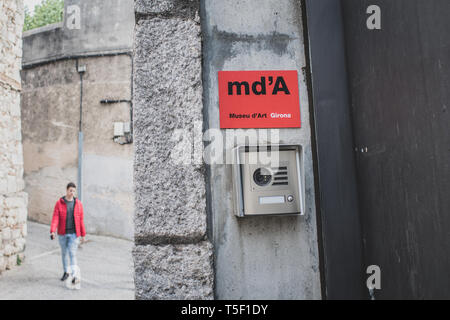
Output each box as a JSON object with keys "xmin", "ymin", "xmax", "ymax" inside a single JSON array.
[{"xmin": 50, "ymin": 182, "xmax": 86, "ymax": 283}]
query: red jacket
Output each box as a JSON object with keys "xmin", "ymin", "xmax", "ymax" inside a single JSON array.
[{"xmin": 50, "ymin": 197, "xmax": 86, "ymax": 237}]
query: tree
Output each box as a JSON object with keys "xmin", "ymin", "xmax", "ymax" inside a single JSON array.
[{"xmin": 24, "ymin": 0, "xmax": 64, "ymax": 32}]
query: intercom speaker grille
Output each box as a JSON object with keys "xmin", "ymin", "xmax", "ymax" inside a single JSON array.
[{"xmin": 271, "ymin": 166, "xmax": 288, "ymax": 186}]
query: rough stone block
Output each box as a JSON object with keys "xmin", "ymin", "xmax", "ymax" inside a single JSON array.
[
  {"xmin": 135, "ymin": 0, "xmax": 199, "ymax": 20},
  {"xmin": 4, "ymin": 208, "xmax": 12, "ymax": 218},
  {"xmin": 16, "ymin": 207, "xmax": 27, "ymax": 223},
  {"xmin": 11, "ymin": 228, "xmax": 21, "ymax": 240},
  {"xmin": 6, "ymin": 216, "xmax": 15, "ymax": 227},
  {"xmin": 0, "ymin": 125, "xmax": 11, "ymax": 142},
  {"xmin": 6, "ymin": 255, "xmax": 16, "ymax": 269},
  {"xmin": 0, "ymin": 178, "xmax": 7, "ymax": 193},
  {"xmin": 6, "ymin": 175, "xmax": 16, "ymax": 193},
  {"xmin": 1, "ymin": 227, "xmax": 11, "ymax": 241},
  {"xmin": 11, "ymin": 244, "xmax": 19, "ymax": 255},
  {"xmin": 16, "ymin": 178, "xmax": 24, "ymax": 191},
  {"xmin": 3, "ymin": 244, "xmax": 14, "ymax": 256},
  {"xmin": 134, "ymin": 17, "xmax": 206, "ymax": 244},
  {"xmin": 5, "ymin": 197, "xmax": 24, "ymax": 209},
  {"xmin": 14, "ymin": 238, "xmax": 25, "ymax": 252},
  {"xmin": 20, "ymin": 191, "xmax": 28, "ymax": 207},
  {"xmin": 10, "ymin": 99, "xmax": 21, "ymax": 117},
  {"xmin": 5, "ymin": 197, "xmax": 26, "ymax": 216},
  {"xmin": 0, "ymin": 256, "xmax": 5, "ymax": 272},
  {"xmin": 133, "ymin": 242, "xmax": 214, "ymax": 300},
  {"xmin": 21, "ymin": 224, "xmax": 27, "ymax": 237}
]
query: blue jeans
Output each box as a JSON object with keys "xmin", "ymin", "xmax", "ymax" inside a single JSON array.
[{"xmin": 58, "ymin": 233, "xmax": 79, "ymax": 273}]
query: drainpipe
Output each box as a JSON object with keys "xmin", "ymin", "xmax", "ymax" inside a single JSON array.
[{"xmin": 76, "ymin": 60, "xmax": 86, "ymax": 201}]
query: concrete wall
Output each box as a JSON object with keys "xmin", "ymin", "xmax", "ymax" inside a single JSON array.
[
  {"xmin": 21, "ymin": 54, "xmax": 134, "ymax": 240},
  {"xmin": 0, "ymin": 0, "xmax": 28, "ymax": 273},
  {"xmin": 22, "ymin": 0, "xmax": 134, "ymax": 67},
  {"xmin": 133, "ymin": 0, "xmax": 214, "ymax": 299},
  {"xmin": 201, "ymin": 0, "xmax": 321, "ymax": 299}
]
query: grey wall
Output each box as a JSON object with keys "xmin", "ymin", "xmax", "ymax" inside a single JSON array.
[
  {"xmin": 22, "ymin": 0, "xmax": 134, "ymax": 67},
  {"xmin": 201, "ymin": 0, "xmax": 321, "ymax": 299}
]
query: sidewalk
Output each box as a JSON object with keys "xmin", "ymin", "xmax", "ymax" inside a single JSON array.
[{"xmin": 0, "ymin": 221, "xmax": 135, "ymax": 300}]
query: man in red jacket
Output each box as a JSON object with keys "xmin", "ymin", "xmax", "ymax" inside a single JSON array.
[{"xmin": 50, "ymin": 182, "xmax": 86, "ymax": 282}]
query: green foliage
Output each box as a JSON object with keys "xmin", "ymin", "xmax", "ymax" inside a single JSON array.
[
  {"xmin": 16, "ymin": 255, "xmax": 22, "ymax": 266},
  {"xmin": 24, "ymin": 0, "xmax": 64, "ymax": 32}
]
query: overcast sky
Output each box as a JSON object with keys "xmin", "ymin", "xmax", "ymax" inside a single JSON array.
[{"xmin": 24, "ymin": 0, "xmax": 45, "ymax": 14}]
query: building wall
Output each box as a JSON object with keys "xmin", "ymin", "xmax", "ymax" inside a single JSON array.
[
  {"xmin": 21, "ymin": 55, "xmax": 134, "ymax": 240},
  {"xmin": 22, "ymin": 0, "xmax": 135, "ymax": 68},
  {"xmin": 201, "ymin": 0, "xmax": 321, "ymax": 299},
  {"xmin": 0, "ymin": 0, "xmax": 28, "ymax": 273}
]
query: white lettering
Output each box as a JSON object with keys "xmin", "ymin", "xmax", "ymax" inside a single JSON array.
[
  {"xmin": 66, "ymin": 5, "xmax": 81, "ymax": 30},
  {"xmin": 270, "ymin": 113, "xmax": 292, "ymax": 119},
  {"xmin": 366, "ymin": 265, "xmax": 381, "ymax": 289},
  {"xmin": 181, "ymin": 304, "xmax": 216, "ymax": 318},
  {"xmin": 366, "ymin": 5, "xmax": 381, "ymax": 30},
  {"xmin": 261, "ymin": 305, "xmax": 268, "ymax": 314}
]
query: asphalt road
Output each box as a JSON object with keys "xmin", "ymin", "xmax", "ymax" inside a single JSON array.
[{"xmin": 0, "ymin": 221, "xmax": 135, "ymax": 300}]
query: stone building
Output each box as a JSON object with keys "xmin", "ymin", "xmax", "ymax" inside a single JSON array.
[
  {"xmin": 0, "ymin": 0, "xmax": 28, "ymax": 273},
  {"xmin": 21, "ymin": 0, "xmax": 135, "ymax": 240}
]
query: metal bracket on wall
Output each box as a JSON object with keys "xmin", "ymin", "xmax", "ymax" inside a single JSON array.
[
  {"xmin": 100, "ymin": 99, "xmax": 131, "ymax": 104},
  {"xmin": 100, "ymin": 99, "xmax": 133, "ymax": 144}
]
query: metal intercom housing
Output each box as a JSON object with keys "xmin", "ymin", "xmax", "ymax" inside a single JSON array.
[{"xmin": 232, "ymin": 144, "xmax": 305, "ymax": 217}]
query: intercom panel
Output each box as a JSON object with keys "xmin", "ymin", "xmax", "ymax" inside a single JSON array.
[{"xmin": 232, "ymin": 145, "xmax": 305, "ymax": 217}]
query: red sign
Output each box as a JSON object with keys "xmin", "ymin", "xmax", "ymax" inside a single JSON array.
[{"xmin": 218, "ymin": 70, "xmax": 301, "ymax": 128}]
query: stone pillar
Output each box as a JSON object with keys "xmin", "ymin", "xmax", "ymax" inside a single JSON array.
[
  {"xmin": 133, "ymin": 0, "xmax": 213, "ymax": 299},
  {"xmin": 0, "ymin": 0, "xmax": 28, "ymax": 274}
]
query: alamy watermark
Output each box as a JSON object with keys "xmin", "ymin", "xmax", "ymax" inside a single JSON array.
[
  {"xmin": 366, "ymin": 265, "xmax": 381, "ymax": 299},
  {"xmin": 66, "ymin": 5, "xmax": 81, "ymax": 30},
  {"xmin": 169, "ymin": 121, "xmax": 283, "ymax": 167},
  {"xmin": 367, "ymin": 5, "xmax": 381, "ymax": 30}
]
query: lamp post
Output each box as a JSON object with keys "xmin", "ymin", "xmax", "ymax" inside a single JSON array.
[{"xmin": 77, "ymin": 63, "xmax": 86, "ymax": 201}]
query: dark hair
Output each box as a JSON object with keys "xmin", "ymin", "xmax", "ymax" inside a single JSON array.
[{"xmin": 66, "ymin": 182, "xmax": 76, "ymax": 190}]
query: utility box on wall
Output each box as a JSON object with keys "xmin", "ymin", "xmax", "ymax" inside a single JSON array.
[{"xmin": 232, "ymin": 145, "xmax": 305, "ymax": 217}]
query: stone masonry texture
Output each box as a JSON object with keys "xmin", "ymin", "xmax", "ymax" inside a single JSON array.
[
  {"xmin": 0, "ymin": 0, "xmax": 28, "ymax": 274},
  {"xmin": 133, "ymin": 0, "xmax": 214, "ymax": 299},
  {"xmin": 134, "ymin": 9, "xmax": 205, "ymax": 244},
  {"xmin": 135, "ymin": 0, "xmax": 199, "ymax": 20},
  {"xmin": 133, "ymin": 241, "xmax": 213, "ymax": 299}
]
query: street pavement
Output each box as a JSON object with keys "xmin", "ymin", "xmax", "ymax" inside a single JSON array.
[{"xmin": 0, "ymin": 221, "xmax": 135, "ymax": 300}]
